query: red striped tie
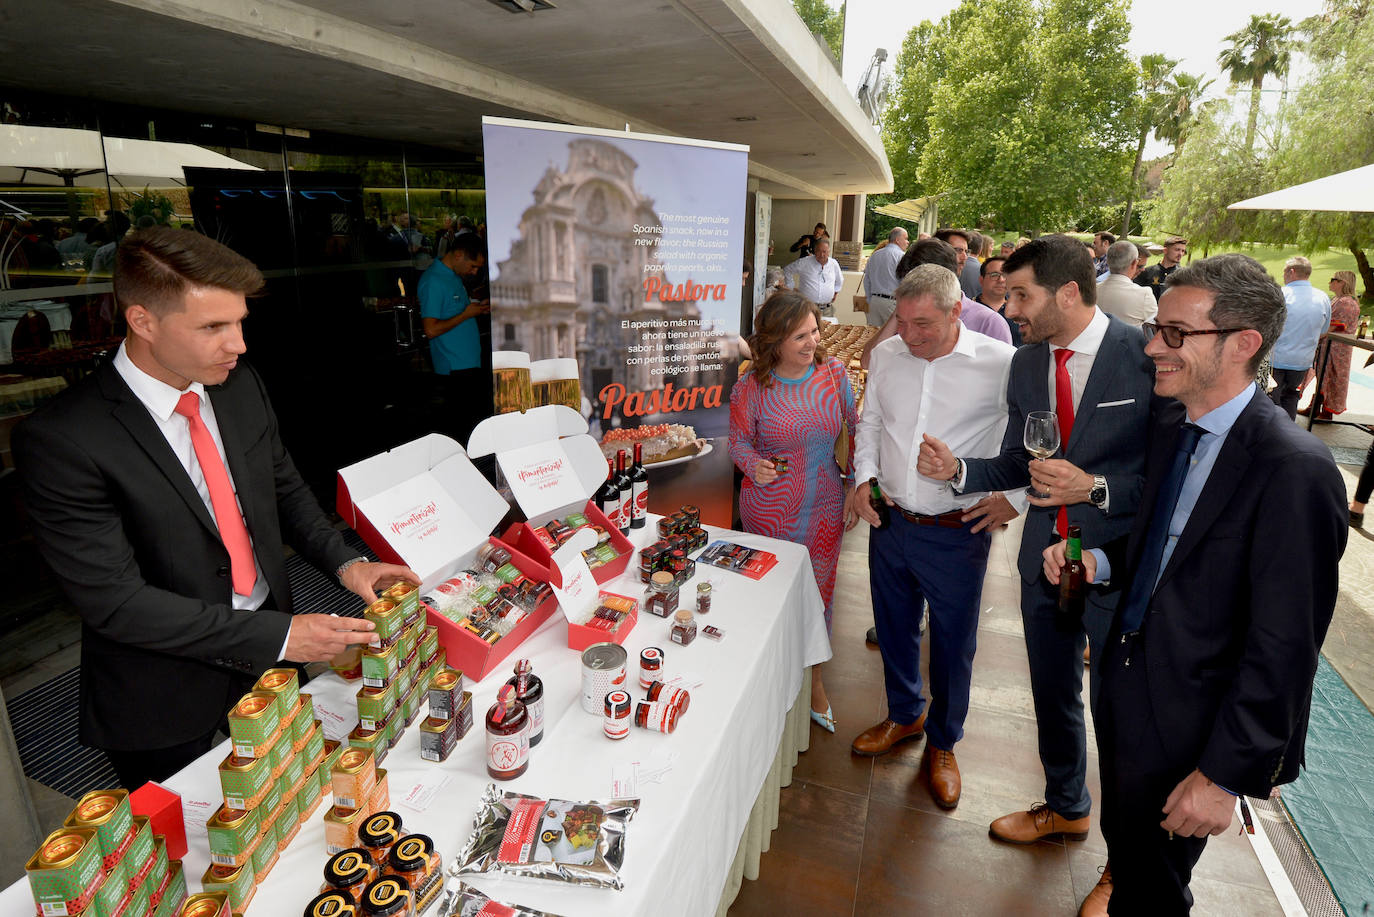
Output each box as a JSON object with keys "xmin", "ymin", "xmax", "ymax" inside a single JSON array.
[
  {"xmin": 174, "ymin": 392, "xmax": 257, "ymax": 596},
  {"xmin": 1054, "ymin": 348, "xmax": 1076, "ymax": 538}
]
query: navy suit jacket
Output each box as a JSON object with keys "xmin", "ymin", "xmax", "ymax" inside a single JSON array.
[
  {"xmin": 963, "ymin": 316, "xmax": 1159, "ymax": 585},
  {"xmin": 15, "ymin": 360, "xmax": 356, "ymax": 750},
  {"xmin": 1101, "ymin": 389, "xmax": 1346, "ymax": 795}
]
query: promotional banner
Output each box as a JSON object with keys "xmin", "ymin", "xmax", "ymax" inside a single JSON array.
[{"xmin": 482, "ymin": 117, "xmax": 748, "ymax": 526}]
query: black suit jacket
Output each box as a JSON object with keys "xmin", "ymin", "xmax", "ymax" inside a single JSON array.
[
  {"xmin": 1101, "ymin": 389, "xmax": 1346, "ymax": 796},
  {"xmin": 963, "ymin": 316, "xmax": 1160, "ymax": 584},
  {"xmin": 14, "ymin": 359, "xmax": 356, "ymax": 750}
]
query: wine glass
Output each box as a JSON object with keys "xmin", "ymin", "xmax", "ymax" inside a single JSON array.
[{"xmin": 1024, "ymin": 411, "xmax": 1060, "ymax": 499}]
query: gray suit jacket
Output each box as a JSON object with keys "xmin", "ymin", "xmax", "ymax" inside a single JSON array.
[{"xmin": 963, "ymin": 316, "xmax": 1160, "ymax": 584}]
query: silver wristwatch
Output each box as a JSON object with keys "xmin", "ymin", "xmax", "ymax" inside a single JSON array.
[
  {"xmin": 1089, "ymin": 474, "xmax": 1108, "ymax": 509},
  {"xmin": 336, "ymin": 556, "xmax": 369, "ymax": 582}
]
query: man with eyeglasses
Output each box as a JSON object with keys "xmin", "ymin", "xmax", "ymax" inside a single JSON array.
[
  {"xmin": 1269, "ymin": 255, "xmax": 1332, "ymax": 420},
  {"xmin": 918, "ymin": 235, "xmax": 1156, "ymax": 916},
  {"xmin": 1042, "ymin": 254, "xmax": 1345, "ymax": 915},
  {"xmin": 976, "ymin": 256, "xmax": 1019, "ymax": 346}
]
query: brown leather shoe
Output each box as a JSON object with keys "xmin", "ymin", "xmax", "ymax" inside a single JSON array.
[
  {"xmin": 1078, "ymin": 863, "xmax": 1112, "ymax": 917},
  {"xmin": 926, "ymin": 745, "xmax": 961, "ymax": 809},
  {"xmin": 851, "ymin": 714, "xmax": 926, "ymax": 756},
  {"xmin": 988, "ymin": 802, "xmax": 1090, "ymax": 844}
]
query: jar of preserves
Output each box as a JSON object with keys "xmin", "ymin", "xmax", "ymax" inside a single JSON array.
[
  {"xmin": 645, "ymin": 571, "xmax": 679, "ymax": 618},
  {"xmin": 670, "ymin": 608, "xmax": 697, "ymax": 646},
  {"xmin": 696, "ymin": 581, "xmax": 712, "ymax": 614}
]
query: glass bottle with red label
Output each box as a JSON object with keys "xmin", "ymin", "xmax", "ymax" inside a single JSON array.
[
  {"xmin": 614, "ymin": 449, "xmax": 632, "ymax": 535},
  {"xmin": 596, "ymin": 455, "xmax": 622, "ymax": 531},
  {"xmin": 484, "ymin": 684, "xmax": 529, "ymax": 780},
  {"xmin": 629, "ymin": 442, "xmax": 649, "ymax": 528},
  {"xmin": 505, "ymin": 658, "xmax": 544, "ymax": 747}
]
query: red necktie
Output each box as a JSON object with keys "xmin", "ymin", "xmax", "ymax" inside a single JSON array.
[
  {"xmin": 1053, "ymin": 348, "xmax": 1076, "ymax": 538},
  {"xmin": 174, "ymin": 391, "xmax": 257, "ymax": 596}
]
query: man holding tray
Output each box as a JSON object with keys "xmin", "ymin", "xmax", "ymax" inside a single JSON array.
[{"xmin": 15, "ymin": 227, "xmax": 417, "ymax": 787}]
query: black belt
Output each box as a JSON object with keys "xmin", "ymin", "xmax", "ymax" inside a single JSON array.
[
  {"xmin": 895, "ymin": 507, "xmax": 966, "ymax": 528},
  {"xmin": 870, "ymin": 292, "xmax": 895, "ymax": 299}
]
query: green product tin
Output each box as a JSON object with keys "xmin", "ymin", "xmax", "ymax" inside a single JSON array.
[
  {"xmin": 261, "ymin": 776, "xmax": 283, "ymax": 816},
  {"xmin": 282, "ymin": 747, "xmax": 305, "ymax": 791},
  {"xmin": 396, "ymin": 625, "xmax": 415, "ymax": 666},
  {"xmin": 147, "ymin": 836, "xmax": 169, "ymax": 894},
  {"xmin": 364, "ymin": 598, "xmax": 406, "ymax": 645},
  {"xmin": 382, "ymin": 580, "xmax": 420, "ymax": 623},
  {"xmin": 153, "ymin": 862, "xmax": 186, "ymax": 917},
  {"xmin": 361, "ymin": 642, "xmax": 398, "ymax": 689},
  {"xmin": 253, "ymin": 668, "xmax": 300, "ymax": 723},
  {"xmin": 65, "ymin": 789, "xmax": 134, "ymax": 864},
  {"xmin": 395, "ymin": 663, "xmax": 413, "ymax": 701},
  {"xmin": 419, "ymin": 625, "xmax": 438, "ymax": 662},
  {"xmin": 123, "ymin": 815, "xmax": 156, "ymax": 888},
  {"xmin": 227, "ymin": 693, "xmax": 280, "ymax": 758},
  {"xmin": 201, "ymin": 862, "xmax": 254, "ymax": 913},
  {"xmin": 218, "ymin": 750, "xmax": 271, "ymax": 810},
  {"xmin": 123, "ymin": 878, "xmax": 151, "ymax": 917},
  {"xmin": 206, "ymin": 805, "xmax": 260, "ymax": 867},
  {"xmin": 302, "ymin": 720, "xmax": 325, "ymax": 766},
  {"xmin": 292, "ymin": 695, "xmax": 314, "ymax": 743}
]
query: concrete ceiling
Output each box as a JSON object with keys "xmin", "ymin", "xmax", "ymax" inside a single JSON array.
[{"xmin": 0, "ymin": 0, "xmax": 891, "ymax": 199}]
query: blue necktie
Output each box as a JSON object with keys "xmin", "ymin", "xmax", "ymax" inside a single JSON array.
[{"xmin": 1118, "ymin": 423, "xmax": 1204, "ymax": 635}]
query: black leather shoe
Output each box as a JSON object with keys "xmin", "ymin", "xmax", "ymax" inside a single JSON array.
[{"xmin": 865, "ymin": 627, "xmax": 879, "ymax": 645}]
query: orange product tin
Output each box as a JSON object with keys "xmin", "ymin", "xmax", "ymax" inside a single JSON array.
[
  {"xmin": 324, "ymin": 806, "xmax": 367, "ymax": 856},
  {"xmin": 368, "ymin": 768, "xmax": 390, "ymax": 814}
]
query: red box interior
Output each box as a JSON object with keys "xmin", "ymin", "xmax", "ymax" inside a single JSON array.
[
  {"xmin": 129, "ymin": 781, "xmax": 187, "ymax": 860},
  {"xmin": 566, "ymin": 591, "xmax": 638, "ymax": 652},
  {"xmin": 500, "ymin": 499, "xmax": 634, "ymax": 586},
  {"xmin": 422, "ymin": 536, "xmax": 559, "ymax": 682}
]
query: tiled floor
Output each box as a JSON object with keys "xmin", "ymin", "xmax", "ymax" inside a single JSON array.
[{"xmin": 729, "ymin": 516, "xmax": 1284, "ymax": 917}]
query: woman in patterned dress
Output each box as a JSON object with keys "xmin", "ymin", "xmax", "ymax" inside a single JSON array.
[
  {"xmin": 729, "ymin": 291, "xmax": 857, "ymax": 732},
  {"xmin": 1299, "ymin": 271, "xmax": 1361, "ymax": 418}
]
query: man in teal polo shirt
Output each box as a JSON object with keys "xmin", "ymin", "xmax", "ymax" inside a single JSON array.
[{"xmin": 420, "ymin": 232, "xmax": 489, "ymax": 441}]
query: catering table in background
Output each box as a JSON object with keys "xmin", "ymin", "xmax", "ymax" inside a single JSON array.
[{"xmin": 0, "ymin": 519, "xmax": 830, "ymax": 917}]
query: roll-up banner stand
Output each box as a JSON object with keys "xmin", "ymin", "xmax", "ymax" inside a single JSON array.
[{"xmin": 482, "ymin": 117, "xmax": 748, "ymax": 526}]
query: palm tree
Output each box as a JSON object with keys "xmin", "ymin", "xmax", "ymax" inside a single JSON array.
[
  {"xmin": 1156, "ymin": 72, "xmax": 1215, "ymax": 157},
  {"xmin": 1217, "ymin": 13, "xmax": 1296, "ymax": 152},
  {"xmin": 1121, "ymin": 54, "xmax": 1179, "ymax": 237}
]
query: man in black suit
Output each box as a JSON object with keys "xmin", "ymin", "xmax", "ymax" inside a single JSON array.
[
  {"xmin": 15, "ymin": 228, "xmax": 417, "ymax": 788},
  {"xmin": 1044, "ymin": 253, "xmax": 1346, "ymax": 915},
  {"xmin": 919, "ymin": 236, "xmax": 1156, "ymax": 876}
]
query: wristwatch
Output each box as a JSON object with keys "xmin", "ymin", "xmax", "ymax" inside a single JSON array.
[
  {"xmin": 1089, "ymin": 474, "xmax": 1108, "ymax": 509},
  {"xmin": 336, "ymin": 556, "xmax": 370, "ymax": 582}
]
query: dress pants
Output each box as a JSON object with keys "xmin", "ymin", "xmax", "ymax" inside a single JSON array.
[
  {"xmin": 1098, "ymin": 636, "xmax": 1209, "ymax": 916},
  {"xmin": 1021, "ymin": 575, "xmax": 1112, "ymax": 820},
  {"xmin": 1270, "ymin": 367, "xmax": 1307, "ymax": 421},
  {"xmin": 870, "ymin": 512, "xmax": 990, "ymax": 751}
]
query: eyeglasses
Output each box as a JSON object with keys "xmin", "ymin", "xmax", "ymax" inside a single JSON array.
[
  {"xmin": 984, "ymin": 271, "xmax": 1004, "ymax": 279},
  {"xmin": 1142, "ymin": 322, "xmax": 1246, "ymax": 348}
]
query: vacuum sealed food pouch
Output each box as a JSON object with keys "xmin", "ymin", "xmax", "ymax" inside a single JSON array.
[
  {"xmin": 451, "ymin": 785, "xmax": 639, "ymax": 890},
  {"xmin": 437, "ymin": 882, "xmax": 566, "ymax": 917}
]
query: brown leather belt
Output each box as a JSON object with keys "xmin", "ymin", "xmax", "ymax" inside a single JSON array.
[{"xmin": 895, "ymin": 507, "xmax": 967, "ymax": 528}]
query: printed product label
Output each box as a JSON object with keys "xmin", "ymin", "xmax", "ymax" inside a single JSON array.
[
  {"xmin": 632, "ymin": 481, "xmax": 648, "ymax": 518},
  {"xmin": 485, "ymin": 725, "xmax": 530, "ymax": 779},
  {"xmin": 496, "ymin": 797, "xmax": 547, "ymax": 864},
  {"xmin": 527, "ymin": 697, "xmax": 544, "ymax": 736}
]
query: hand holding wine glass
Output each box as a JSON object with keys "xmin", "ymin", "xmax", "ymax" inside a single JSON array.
[{"xmin": 1024, "ymin": 411, "xmax": 1060, "ymax": 499}]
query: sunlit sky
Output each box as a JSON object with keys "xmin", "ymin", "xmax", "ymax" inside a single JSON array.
[{"xmin": 839, "ymin": 0, "xmax": 1324, "ymax": 158}]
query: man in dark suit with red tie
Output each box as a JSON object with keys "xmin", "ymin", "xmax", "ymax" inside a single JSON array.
[
  {"xmin": 15, "ymin": 227, "xmax": 417, "ymax": 788},
  {"xmin": 1043, "ymin": 253, "xmax": 1346, "ymax": 915}
]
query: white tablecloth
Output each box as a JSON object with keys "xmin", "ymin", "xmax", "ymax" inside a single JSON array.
[{"xmin": 1, "ymin": 520, "xmax": 830, "ymax": 917}]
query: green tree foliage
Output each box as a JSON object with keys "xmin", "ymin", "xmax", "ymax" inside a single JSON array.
[
  {"xmin": 791, "ymin": 0, "xmax": 846, "ymax": 63},
  {"xmin": 1217, "ymin": 13, "xmax": 1296, "ymax": 152},
  {"xmin": 881, "ymin": 0, "xmax": 1135, "ymax": 235},
  {"xmin": 1120, "ymin": 54, "xmax": 1179, "ymax": 238}
]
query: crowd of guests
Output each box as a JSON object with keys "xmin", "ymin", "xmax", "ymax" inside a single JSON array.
[{"xmin": 730, "ymin": 230, "xmax": 1355, "ymax": 916}]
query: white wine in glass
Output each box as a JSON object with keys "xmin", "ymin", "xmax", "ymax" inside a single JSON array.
[{"xmin": 1024, "ymin": 411, "xmax": 1060, "ymax": 499}]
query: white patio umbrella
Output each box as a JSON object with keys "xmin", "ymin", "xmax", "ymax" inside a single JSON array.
[
  {"xmin": 1228, "ymin": 162, "xmax": 1374, "ymax": 213},
  {"xmin": 0, "ymin": 124, "xmax": 261, "ymax": 190}
]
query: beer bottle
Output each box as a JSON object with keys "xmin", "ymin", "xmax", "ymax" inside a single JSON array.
[
  {"xmin": 868, "ymin": 477, "xmax": 891, "ymax": 530},
  {"xmin": 1057, "ymin": 524, "xmax": 1086, "ymax": 631},
  {"xmin": 629, "ymin": 442, "xmax": 649, "ymax": 529}
]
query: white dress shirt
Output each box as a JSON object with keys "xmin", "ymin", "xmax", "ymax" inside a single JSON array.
[
  {"xmin": 1096, "ymin": 274, "xmax": 1157, "ymax": 327},
  {"xmin": 855, "ymin": 326, "xmax": 1016, "ymax": 514},
  {"xmin": 1047, "ymin": 307, "xmax": 1111, "ymax": 416},
  {"xmin": 783, "ymin": 254, "xmax": 844, "ymax": 309},
  {"xmin": 113, "ymin": 344, "xmax": 274, "ymax": 618}
]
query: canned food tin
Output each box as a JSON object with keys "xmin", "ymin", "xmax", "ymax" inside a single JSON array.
[
  {"xmin": 277, "ymin": 790, "xmax": 302, "ymax": 850},
  {"xmin": 418, "ymin": 715, "xmax": 457, "ymax": 763},
  {"xmin": 123, "ymin": 881, "xmax": 152, "ymax": 917},
  {"xmin": 269, "ymin": 726, "xmax": 291, "ymax": 777},
  {"xmin": 426, "ymin": 667, "xmax": 464, "ymax": 720},
  {"xmin": 293, "ymin": 694, "xmax": 315, "ymax": 743},
  {"xmin": 147, "ymin": 835, "xmax": 170, "ymax": 895},
  {"xmin": 348, "ymin": 723, "xmax": 388, "ymax": 768},
  {"xmin": 454, "ymin": 691, "xmax": 474, "ymax": 739},
  {"xmin": 681, "ymin": 504, "xmax": 701, "ymax": 528},
  {"xmin": 323, "ymin": 738, "xmax": 346, "ymax": 774},
  {"xmin": 282, "ymin": 747, "xmax": 305, "ymax": 794},
  {"xmin": 361, "ymin": 641, "xmax": 399, "ymax": 689},
  {"xmin": 402, "ymin": 684, "xmax": 422, "ymax": 727},
  {"xmin": 646, "ymin": 680, "xmax": 692, "ymax": 715},
  {"xmin": 227, "ymin": 692, "xmax": 280, "ymax": 758},
  {"xmin": 206, "ymin": 804, "xmax": 260, "ymax": 868},
  {"xmin": 385, "ymin": 835, "xmax": 441, "ymax": 912},
  {"xmin": 249, "ymin": 825, "xmax": 276, "ymax": 879},
  {"xmin": 324, "ymin": 807, "xmax": 367, "ymax": 857},
  {"xmin": 123, "ymin": 815, "xmax": 157, "ymax": 891},
  {"xmin": 25, "ymin": 828, "xmax": 102, "ymax": 915},
  {"xmin": 358, "ymin": 811, "xmax": 402, "ymax": 866},
  {"xmin": 357, "ymin": 683, "xmax": 397, "ymax": 732},
  {"xmin": 304, "ymin": 891, "xmax": 357, "ymax": 917},
  {"xmin": 364, "ymin": 598, "xmax": 405, "ymax": 648},
  {"xmin": 302, "ymin": 719, "xmax": 326, "ymax": 769},
  {"xmin": 634, "ymin": 699, "xmax": 680, "ymax": 734},
  {"xmin": 332, "ymin": 748, "xmax": 377, "ymax": 811},
  {"xmin": 201, "ymin": 862, "xmax": 255, "ymax": 913},
  {"xmin": 419, "ymin": 626, "xmax": 438, "ymax": 663},
  {"xmin": 395, "ymin": 663, "xmax": 413, "ymax": 702},
  {"xmin": 603, "ymin": 690, "xmax": 632, "ymax": 740},
  {"xmin": 579, "ymin": 642, "xmax": 628, "ymax": 715},
  {"xmin": 298, "ymin": 765, "xmax": 325, "ymax": 820},
  {"xmin": 179, "ymin": 891, "xmax": 233, "ymax": 917},
  {"xmin": 253, "ymin": 668, "xmax": 301, "ymax": 723},
  {"xmin": 395, "ymin": 625, "xmax": 416, "ymax": 668},
  {"xmin": 156, "ymin": 861, "xmax": 187, "ymax": 917},
  {"xmin": 219, "ymin": 748, "xmax": 272, "ymax": 810},
  {"xmin": 382, "ymin": 580, "xmax": 420, "ymax": 625},
  {"xmin": 64, "ymin": 788, "xmax": 134, "ymax": 868},
  {"xmin": 639, "ymin": 647, "xmax": 664, "ymax": 690},
  {"xmin": 369, "ymin": 768, "xmax": 390, "ymax": 815}
]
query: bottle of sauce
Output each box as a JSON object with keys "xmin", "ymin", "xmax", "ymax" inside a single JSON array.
[
  {"xmin": 614, "ymin": 449, "xmax": 633, "ymax": 535},
  {"xmin": 1359, "ymin": 317, "xmax": 1369, "ymax": 340},
  {"xmin": 505, "ymin": 659, "xmax": 544, "ymax": 747},
  {"xmin": 596, "ymin": 456, "xmax": 622, "ymax": 532},
  {"xmin": 629, "ymin": 443, "xmax": 649, "ymax": 529},
  {"xmin": 1057, "ymin": 524, "xmax": 1086, "ymax": 632},
  {"xmin": 484, "ymin": 685, "xmax": 529, "ymax": 780},
  {"xmin": 670, "ymin": 608, "xmax": 698, "ymax": 646},
  {"xmin": 868, "ymin": 477, "xmax": 891, "ymax": 530}
]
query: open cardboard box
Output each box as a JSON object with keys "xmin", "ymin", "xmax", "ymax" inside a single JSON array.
[
  {"xmin": 468, "ymin": 406, "xmax": 634, "ymax": 586},
  {"xmin": 335, "ymin": 433, "xmax": 558, "ymax": 682}
]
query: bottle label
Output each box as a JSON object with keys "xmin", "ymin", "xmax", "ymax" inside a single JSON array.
[
  {"xmin": 599, "ymin": 496, "xmax": 621, "ymax": 531},
  {"xmin": 632, "ymin": 481, "xmax": 648, "ymax": 519},
  {"xmin": 1065, "ymin": 538, "xmax": 1082, "ymax": 561},
  {"xmin": 620, "ymin": 492, "xmax": 632, "ymax": 529},
  {"xmin": 527, "ymin": 696, "xmax": 544, "ymax": 736},
  {"xmin": 486, "ymin": 723, "xmax": 530, "ymax": 777}
]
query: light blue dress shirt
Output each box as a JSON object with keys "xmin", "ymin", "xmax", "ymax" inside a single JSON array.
[
  {"xmin": 1091, "ymin": 383, "xmax": 1255, "ymax": 584},
  {"xmin": 1270, "ymin": 281, "xmax": 1331, "ymax": 371}
]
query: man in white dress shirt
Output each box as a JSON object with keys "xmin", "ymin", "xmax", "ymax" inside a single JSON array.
[
  {"xmin": 1096, "ymin": 240, "xmax": 1157, "ymax": 328},
  {"xmin": 845, "ymin": 264, "xmax": 1020, "ymax": 810},
  {"xmin": 782, "ymin": 237, "xmax": 843, "ymax": 315},
  {"xmin": 862, "ymin": 227, "xmax": 909, "ymax": 327}
]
